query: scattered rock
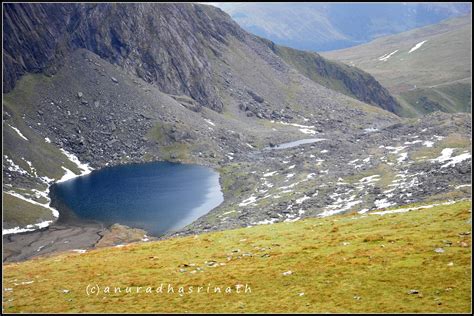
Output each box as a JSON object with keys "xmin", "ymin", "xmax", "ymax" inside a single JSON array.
[
  {"xmin": 206, "ymin": 260, "xmax": 218, "ymax": 267},
  {"xmin": 247, "ymin": 90, "xmax": 264, "ymax": 103}
]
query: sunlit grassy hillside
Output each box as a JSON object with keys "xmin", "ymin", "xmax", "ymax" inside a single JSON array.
[{"xmin": 3, "ymin": 200, "xmax": 471, "ymax": 313}]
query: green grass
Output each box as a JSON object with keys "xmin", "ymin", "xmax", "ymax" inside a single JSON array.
[
  {"xmin": 274, "ymin": 45, "xmax": 359, "ymax": 100},
  {"xmin": 345, "ymin": 164, "xmax": 396, "ymax": 188},
  {"xmin": 3, "ymin": 200, "xmax": 471, "ymax": 313},
  {"xmin": 145, "ymin": 122, "xmax": 197, "ymax": 163},
  {"xmin": 160, "ymin": 143, "xmax": 193, "ymax": 162},
  {"xmin": 399, "ymin": 81, "xmax": 472, "ymax": 116},
  {"xmin": 146, "ymin": 122, "xmax": 168, "ymax": 143},
  {"xmin": 3, "ymin": 193, "xmax": 55, "ymax": 228}
]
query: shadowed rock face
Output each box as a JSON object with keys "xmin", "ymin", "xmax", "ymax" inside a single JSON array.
[
  {"xmin": 3, "ymin": 3, "xmax": 246, "ymax": 111},
  {"xmin": 3, "ymin": 2, "xmax": 401, "ymax": 114},
  {"xmin": 3, "ymin": 3, "xmax": 74, "ymax": 89}
]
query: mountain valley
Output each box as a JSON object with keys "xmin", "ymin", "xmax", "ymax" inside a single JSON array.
[{"xmin": 1, "ymin": 4, "xmax": 472, "ymax": 313}]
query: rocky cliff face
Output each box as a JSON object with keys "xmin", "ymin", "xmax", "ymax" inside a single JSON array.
[
  {"xmin": 3, "ymin": 4, "xmax": 73, "ymax": 90},
  {"xmin": 3, "ymin": 3, "xmax": 248, "ymax": 111},
  {"xmin": 3, "ymin": 2, "xmax": 399, "ymax": 113}
]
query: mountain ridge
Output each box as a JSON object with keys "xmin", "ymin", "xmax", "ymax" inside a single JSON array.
[{"xmin": 3, "ymin": 2, "xmax": 401, "ymax": 114}]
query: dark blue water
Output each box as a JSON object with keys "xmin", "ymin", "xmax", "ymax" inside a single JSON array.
[{"xmin": 50, "ymin": 162, "xmax": 223, "ymax": 236}]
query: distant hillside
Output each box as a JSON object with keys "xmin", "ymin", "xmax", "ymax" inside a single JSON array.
[
  {"xmin": 261, "ymin": 39, "xmax": 400, "ymax": 113},
  {"xmin": 214, "ymin": 3, "xmax": 471, "ymax": 52},
  {"xmin": 323, "ymin": 15, "xmax": 472, "ymax": 117}
]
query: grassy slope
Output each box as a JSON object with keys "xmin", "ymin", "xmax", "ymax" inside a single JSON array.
[
  {"xmin": 3, "ymin": 74, "xmax": 89, "ymax": 227},
  {"xmin": 3, "ymin": 200, "xmax": 471, "ymax": 313},
  {"xmin": 322, "ymin": 15, "xmax": 472, "ymax": 117},
  {"xmin": 2, "ymin": 193, "xmax": 55, "ymax": 228}
]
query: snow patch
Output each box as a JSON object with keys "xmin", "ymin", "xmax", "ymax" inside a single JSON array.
[
  {"xmin": 239, "ymin": 195, "xmax": 257, "ymax": 207},
  {"xmin": 253, "ymin": 218, "xmax": 278, "ymax": 225},
  {"xmin": 72, "ymin": 249, "xmax": 87, "ymax": 254},
  {"xmin": 408, "ymin": 40, "xmax": 427, "ymax": 53},
  {"xmin": 296, "ymin": 195, "xmax": 310, "ymax": 204},
  {"xmin": 359, "ymin": 175, "xmax": 380, "ymax": 184},
  {"xmin": 378, "ymin": 50, "xmax": 399, "ymax": 61},
  {"xmin": 441, "ymin": 153, "xmax": 471, "ymax": 168},
  {"xmin": 431, "ymin": 148, "xmax": 454, "ymax": 163},
  {"xmin": 364, "ymin": 127, "xmax": 379, "ymax": 133},
  {"xmin": 384, "ymin": 146, "xmax": 407, "ymax": 154},
  {"xmin": 263, "ymin": 171, "xmax": 278, "ymax": 177},
  {"xmin": 58, "ymin": 167, "xmax": 78, "ymax": 183},
  {"xmin": 8, "ymin": 124, "xmax": 28, "ymax": 141},
  {"xmin": 374, "ymin": 198, "xmax": 395, "ymax": 209},
  {"xmin": 58, "ymin": 148, "xmax": 93, "ymax": 182},
  {"xmin": 397, "ymin": 152, "xmax": 408, "ymax": 163},
  {"xmin": 204, "ymin": 118, "xmax": 215, "ymax": 126},
  {"xmin": 404, "ymin": 140, "xmax": 422, "ymax": 145},
  {"xmin": 319, "ymin": 194, "xmax": 362, "ymax": 217},
  {"xmin": 2, "ymin": 220, "xmax": 54, "ymax": 235},
  {"xmin": 423, "ymin": 141, "xmax": 434, "ymax": 147},
  {"xmin": 4, "ymin": 156, "xmax": 29, "ymax": 175},
  {"xmin": 299, "ymin": 128, "xmax": 316, "ymax": 135}
]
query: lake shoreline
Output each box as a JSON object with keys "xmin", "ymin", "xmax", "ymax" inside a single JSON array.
[
  {"xmin": 3, "ymin": 161, "xmax": 224, "ymax": 263},
  {"xmin": 3, "ymin": 221, "xmax": 105, "ymax": 263}
]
